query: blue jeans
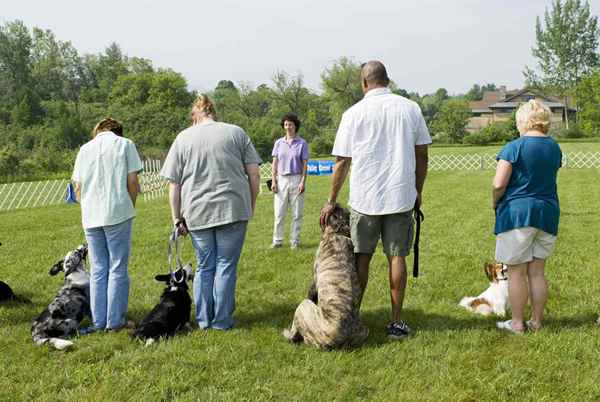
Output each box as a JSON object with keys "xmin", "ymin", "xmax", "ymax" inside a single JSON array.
[
  {"xmin": 84, "ymin": 218, "xmax": 133, "ymax": 330},
  {"xmin": 189, "ymin": 221, "xmax": 248, "ymax": 330}
]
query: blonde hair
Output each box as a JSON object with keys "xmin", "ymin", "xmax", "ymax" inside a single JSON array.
[
  {"xmin": 192, "ymin": 94, "xmax": 217, "ymax": 120},
  {"xmin": 515, "ymin": 99, "xmax": 551, "ymax": 134},
  {"xmin": 92, "ymin": 117, "xmax": 123, "ymax": 138}
]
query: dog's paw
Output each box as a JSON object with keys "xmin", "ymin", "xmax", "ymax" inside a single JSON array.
[
  {"xmin": 145, "ymin": 338, "xmax": 156, "ymax": 347},
  {"xmin": 596, "ymin": 315, "xmax": 600, "ymax": 325}
]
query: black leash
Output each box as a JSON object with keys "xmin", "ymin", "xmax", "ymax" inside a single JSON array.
[{"xmin": 413, "ymin": 208, "xmax": 424, "ymax": 278}]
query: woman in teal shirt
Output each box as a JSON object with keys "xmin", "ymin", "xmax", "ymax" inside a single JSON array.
[{"xmin": 492, "ymin": 99, "xmax": 562, "ymax": 334}]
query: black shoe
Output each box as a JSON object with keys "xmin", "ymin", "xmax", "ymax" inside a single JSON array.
[{"xmin": 387, "ymin": 321, "xmax": 411, "ymax": 340}]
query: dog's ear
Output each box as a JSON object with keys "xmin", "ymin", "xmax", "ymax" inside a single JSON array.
[
  {"xmin": 483, "ymin": 262, "xmax": 494, "ymax": 282},
  {"xmin": 49, "ymin": 260, "xmax": 64, "ymax": 276},
  {"xmin": 154, "ymin": 274, "xmax": 171, "ymax": 283}
]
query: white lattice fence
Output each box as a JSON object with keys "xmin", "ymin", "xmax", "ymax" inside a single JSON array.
[
  {"xmin": 562, "ymin": 152, "xmax": 600, "ymax": 168},
  {"xmin": 2, "ymin": 153, "xmax": 600, "ymax": 212},
  {"xmin": 429, "ymin": 154, "xmax": 498, "ymax": 171},
  {"xmin": 140, "ymin": 159, "xmax": 167, "ymax": 201},
  {"xmin": 0, "ymin": 179, "xmax": 70, "ymax": 211}
]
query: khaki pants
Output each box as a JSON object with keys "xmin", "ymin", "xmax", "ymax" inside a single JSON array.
[{"xmin": 273, "ymin": 174, "xmax": 304, "ymax": 245}]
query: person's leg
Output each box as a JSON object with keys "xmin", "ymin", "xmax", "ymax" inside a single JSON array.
[
  {"xmin": 350, "ymin": 209, "xmax": 380, "ymax": 307},
  {"xmin": 382, "ymin": 211, "xmax": 413, "ymax": 324},
  {"xmin": 104, "ymin": 218, "xmax": 133, "ymax": 330},
  {"xmin": 507, "ymin": 263, "xmax": 528, "ymax": 332},
  {"xmin": 356, "ymin": 253, "xmax": 372, "ymax": 307},
  {"xmin": 272, "ymin": 175, "xmax": 289, "ymax": 246},
  {"xmin": 84, "ymin": 226, "xmax": 109, "ymax": 330},
  {"xmin": 388, "ymin": 256, "xmax": 408, "ymax": 323},
  {"xmin": 212, "ymin": 221, "xmax": 248, "ymax": 330},
  {"xmin": 190, "ymin": 228, "xmax": 217, "ymax": 329},
  {"xmin": 527, "ymin": 258, "xmax": 548, "ymax": 329},
  {"xmin": 289, "ymin": 176, "xmax": 304, "ymax": 248}
]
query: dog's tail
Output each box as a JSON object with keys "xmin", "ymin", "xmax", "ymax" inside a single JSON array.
[
  {"xmin": 458, "ymin": 296, "xmax": 474, "ymax": 309},
  {"xmin": 33, "ymin": 336, "xmax": 74, "ymax": 351},
  {"xmin": 10, "ymin": 294, "xmax": 32, "ymax": 304}
]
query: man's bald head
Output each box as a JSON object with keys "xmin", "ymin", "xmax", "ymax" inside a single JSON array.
[{"xmin": 360, "ymin": 61, "xmax": 390, "ymax": 88}]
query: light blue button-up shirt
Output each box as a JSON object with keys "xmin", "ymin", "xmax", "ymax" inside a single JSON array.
[{"xmin": 72, "ymin": 131, "xmax": 143, "ymax": 229}]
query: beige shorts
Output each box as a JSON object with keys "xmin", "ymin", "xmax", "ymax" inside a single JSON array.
[
  {"xmin": 350, "ymin": 209, "xmax": 414, "ymax": 256},
  {"xmin": 495, "ymin": 227, "xmax": 557, "ymax": 265}
]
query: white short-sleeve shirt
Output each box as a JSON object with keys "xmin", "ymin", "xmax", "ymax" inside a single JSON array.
[
  {"xmin": 332, "ymin": 87, "xmax": 431, "ymax": 215},
  {"xmin": 72, "ymin": 131, "xmax": 143, "ymax": 229}
]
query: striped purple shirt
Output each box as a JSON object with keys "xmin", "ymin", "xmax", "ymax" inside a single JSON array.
[{"xmin": 272, "ymin": 136, "xmax": 309, "ymax": 175}]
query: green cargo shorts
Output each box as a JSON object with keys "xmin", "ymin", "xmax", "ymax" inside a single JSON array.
[{"xmin": 350, "ymin": 208, "xmax": 414, "ymax": 256}]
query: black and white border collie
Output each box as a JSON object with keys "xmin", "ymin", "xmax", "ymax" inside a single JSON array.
[
  {"xmin": 31, "ymin": 244, "xmax": 90, "ymax": 350},
  {"xmin": 133, "ymin": 264, "xmax": 193, "ymax": 346}
]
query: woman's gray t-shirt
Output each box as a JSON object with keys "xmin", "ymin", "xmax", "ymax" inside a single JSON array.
[{"xmin": 160, "ymin": 121, "xmax": 262, "ymax": 230}]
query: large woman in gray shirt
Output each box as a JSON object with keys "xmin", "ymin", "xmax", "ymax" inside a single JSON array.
[{"xmin": 160, "ymin": 95, "xmax": 261, "ymax": 330}]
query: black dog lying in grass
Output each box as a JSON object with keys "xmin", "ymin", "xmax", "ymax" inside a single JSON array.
[
  {"xmin": 0, "ymin": 281, "xmax": 31, "ymax": 304},
  {"xmin": 31, "ymin": 244, "xmax": 90, "ymax": 350},
  {"xmin": 133, "ymin": 264, "xmax": 193, "ymax": 346},
  {"xmin": 0, "ymin": 242, "xmax": 31, "ymax": 304}
]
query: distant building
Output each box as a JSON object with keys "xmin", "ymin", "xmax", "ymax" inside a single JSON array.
[{"xmin": 467, "ymin": 87, "xmax": 576, "ymax": 133}]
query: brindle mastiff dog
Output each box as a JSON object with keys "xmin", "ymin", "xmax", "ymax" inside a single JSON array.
[{"xmin": 283, "ymin": 205, "xmax": 368, "ymax": 350}]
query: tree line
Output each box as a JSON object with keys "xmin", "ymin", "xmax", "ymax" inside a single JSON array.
[{"xmin": 1, "ymin": 0, "xmax": 599, "ymax": 179}]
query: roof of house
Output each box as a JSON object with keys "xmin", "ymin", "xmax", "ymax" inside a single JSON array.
[{"xmin": 469, "ymin": 88, "xmax": 575, "ymax": 113}]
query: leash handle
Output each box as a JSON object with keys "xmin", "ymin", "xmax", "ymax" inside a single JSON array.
[{"xmin": 413, "ymin": 208, "xmax": 424, "ymax": 278}]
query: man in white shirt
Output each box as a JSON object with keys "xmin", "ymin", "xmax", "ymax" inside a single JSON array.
[{"xmin": 320, "ymin": 60, "xmax": 431, "ymax": 340}]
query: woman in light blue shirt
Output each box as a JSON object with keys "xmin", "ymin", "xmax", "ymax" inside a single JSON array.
[
  {"xmin": 72, "ymin": 118, "xmax": 143, "ymax": 333},
  {"xmin": 492, "ymin": 100, "xmax": 561, "ymax": 334}
]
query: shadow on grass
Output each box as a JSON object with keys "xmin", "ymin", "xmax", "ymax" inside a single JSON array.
[{"xmin": 236, "ymin": 302, "xmax": 298, "ymax": 330}]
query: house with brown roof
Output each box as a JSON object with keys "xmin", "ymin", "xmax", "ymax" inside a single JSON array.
[{"xmin": 467, "ymin": 87, "xmax": 576, "ymax": 133}]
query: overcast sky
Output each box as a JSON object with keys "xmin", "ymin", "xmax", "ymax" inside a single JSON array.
[{"xmin": 2, "ymin": 0, "xmax": 599, "ymax": 95}]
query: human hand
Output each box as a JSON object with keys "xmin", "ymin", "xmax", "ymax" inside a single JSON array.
[
  {"xmin": 319, "ymin": 201, "xmax": 335, "ymax": 227},
  {"xmin": 174, "ymin": 218, "xmax": 189, "ymax": 237},
  {"xmin": 271, "ymin": 180, "xmax": 278, "ymax": 193},
  {"xmin": 414, "ymin": 193, "xmax": 422, "ymax": 211},
  {"xmin": 298, "ymin": 182, "xmax": 305, "ymax": 194}
]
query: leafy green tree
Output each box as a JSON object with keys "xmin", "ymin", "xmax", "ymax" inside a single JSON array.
[
  {"xmin": 430, "ymin": 99, "xmax": 471, "ymax": 143},
  {"xmin": 465, "ymin": 83, "xmax": 498, "ymax": 101},
  {"xmin": 524, "ymin": 0, "xmax": 600, "ymax": 127},
  {"xmin": 577, "ymin": 69, "xmax": 600, "ymax": 136},
  {"xmin": 321, "ymin": 57, "xmax": 363, "ymax": 124}
]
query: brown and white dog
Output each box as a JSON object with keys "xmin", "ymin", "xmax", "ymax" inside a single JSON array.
[{"xmin": 459, "ymin": 262, "xmax": 508, "ymax": 317}]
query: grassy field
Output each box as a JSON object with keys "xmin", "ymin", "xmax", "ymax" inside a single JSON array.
[{"xmin": 1, "ymin": 168, "xmax": 600, "ymax": 401}]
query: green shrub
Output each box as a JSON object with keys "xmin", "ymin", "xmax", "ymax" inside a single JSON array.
[{"xmin": 558, "ymin": 124, "xmax": 586, "ymax": 139}]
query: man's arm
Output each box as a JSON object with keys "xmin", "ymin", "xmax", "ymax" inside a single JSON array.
[
  {"xmin": 127, "ymin": 172, "xmax": 140, "ymax": 207},
  {"xmin": 320, "ymin": 156, "xmax": 351, "ymax": 226},
  {"xmin": 328, "ymin": 156, "xmax": 351, "ymax": 203},
  {"xmin": 492, "ymin": 160, "xmax": 512, "ymax": 209},
  {"xmin": 245, "ymin": 163, "xmax": 260, "ymax": 215},
  {"xmin": 414, "ymin": 145, "xmax": 429, "ymax": 210}
]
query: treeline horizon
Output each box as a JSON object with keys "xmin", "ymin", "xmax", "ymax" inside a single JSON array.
[{"xmin": 0, "ymin": 19, "xmax": 597, "ymax": 179}]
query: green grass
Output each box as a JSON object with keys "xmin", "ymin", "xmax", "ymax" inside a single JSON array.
[{"xmin": 1, "ymin": 168, "xmax": 600, "ymax": 401}]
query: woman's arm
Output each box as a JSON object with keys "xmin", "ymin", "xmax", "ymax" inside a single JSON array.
[
  {"xmin": 168, "ymin": 182, "xmax": 188, "ymax": 236},
  {"xmin": 245, "ymin": 163, "xmax": 260, "ymax": 215},
  {"xmin": 73, "ymin": 182, "xmax": 81, "ymax": 202},
  {"xmin": 271, "ymin": 157, "xmax": 278, "ymax": 193},
  {"xmin": 492, "ymin": 160, "xmax": 512, "ymax": 209},
  {"xmin": 127, "ymin": 172, "xmax": 140, "ymax": 207},
  {"xmin": 298, "ymin": 159, "xmax": 308, "ymax": 193}
]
